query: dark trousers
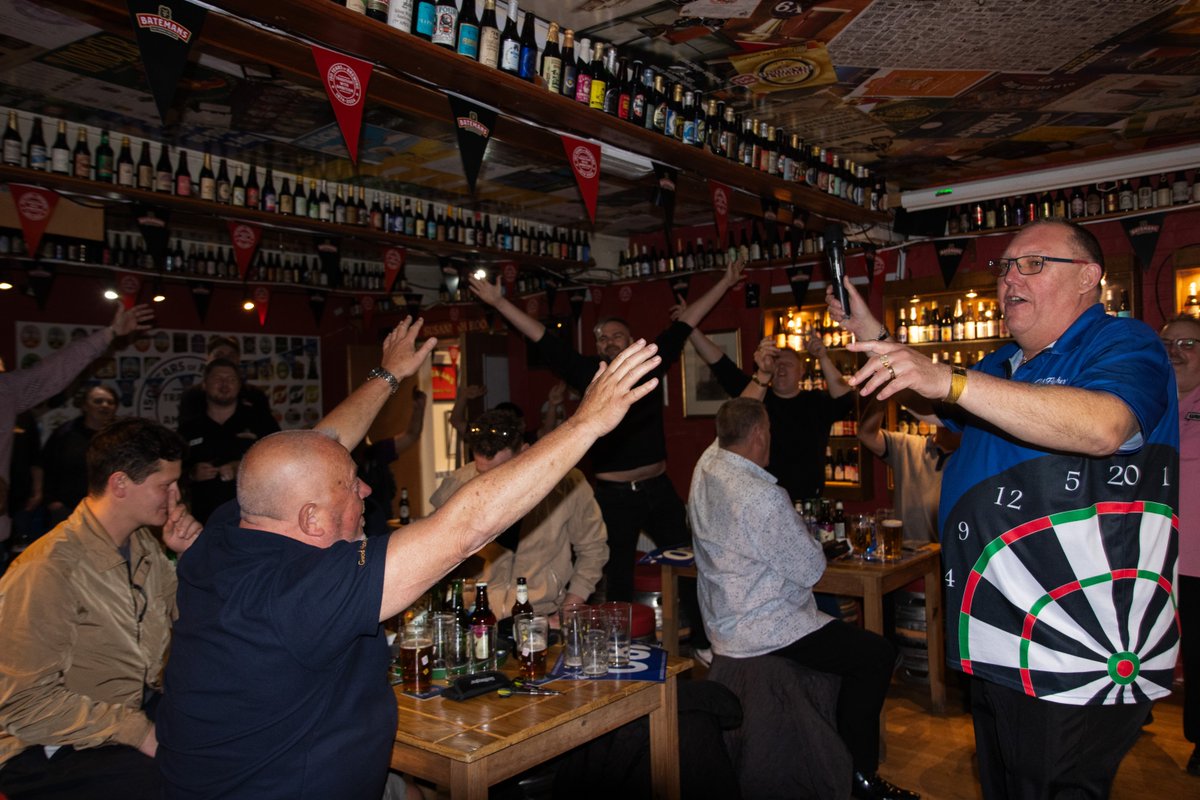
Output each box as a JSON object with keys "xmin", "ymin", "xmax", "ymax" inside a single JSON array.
[
  {"xmin": 593, "ymin": 475, "xmax": 708, "ymax": 648},
  {"xmin": 0, "ymin": 744, "xmax": 161, "ymax": 800},
  {"xmin": 970, "ymin": 677, "xmax": 1150, "ymax": 800},
  {"xmin": 1181, "ymin": 574, "xmax": 1199, "ymax": 744},
  {"xmin": 770, "ymin": 619, "xmax": 897, "ymax": 774}
]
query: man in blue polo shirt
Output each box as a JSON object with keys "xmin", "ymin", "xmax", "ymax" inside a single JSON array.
[
  {"xmin": 156, "ymin": 318, "xmax": 664, "ymax": 799},
  {"xmin": 829, "ymin": 219, "xmax": 1179, "ymax": 798}
]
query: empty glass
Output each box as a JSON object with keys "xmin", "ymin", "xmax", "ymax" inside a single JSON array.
[
  {"xmin": 601, "ymin": 601, "xmax": 632, "ymax": 668},
  {"xmin": 560, "ymin": 603, "xmax": 588, "ymax": 674}
]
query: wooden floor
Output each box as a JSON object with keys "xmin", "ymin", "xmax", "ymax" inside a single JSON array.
[{"xmin": 878, "ymin": 676, "xmax": 1197, "ymax": 799}]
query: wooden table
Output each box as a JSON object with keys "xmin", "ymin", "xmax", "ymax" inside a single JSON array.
[
  {"xmin": 391, "ymin": 654, "xmax": 692, "ymax": 799},
  {"xmin": 661, "ymin": 544, "xmax": 945, "ymax": 713}
]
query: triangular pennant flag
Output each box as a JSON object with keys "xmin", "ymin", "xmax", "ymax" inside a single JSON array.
[
  {"xmin": 404, "ymin": 291, "xmax": 423, "ymax": 320},
  {"xmin": 308, "ymin": 291, "xmax": 327, "ymax": 326},
  {"xmin": 709, "ymin": 181, "xmax": 731, "ymax": 249},
  {"xmin": 127, "ymin": 0, "xmax": 207, "ymax": 124},
  {"xmin": 226, "ymin": 220, "xmax": 262, "ymax": 280},
  {"xmin": 316, "ymin": 238, "xmax": 341, "ymax": 287},
  {"xmin": 653, "ymin": 163, "xmax": 677, "ymax": 243},
  {"xmin": 27, "ymin": 262, "xmax": 55, "ymax": 310},
  {"xmin": 863, "ymin": 244, "xmax": 879, "ymax": 294},
  {"xmin": 360, "ymin": 294, "xmax": 376, "ymax": 330},
  {"xmin": 786, "ymin": 266, "xmax": 813, "ymax": 307},
  {"xmin": 383, "ymin": 246, "xmax": 405, "ymax": 293},
  {"xmin": 561, "ymin": 135, "xmax": 601, "ymax": 223},
  {"xmin": 310, "ymin": 44, "xmax": 373, "ymax": 163},
  {"xmin": 135, "ymin": 205, "xmax": 171, "ymax": 268},
  {"xmin": 8, "ymin": 184, "xmax": 59, "ymax": 256},
  {"xmin": 253, "ymin": 285, "xmax": 270, "ymax": 326},
  {"xmin": 1120, "ymin": 213, "xmax": 1166, "ymax": 270},
  {"xmin": 191, "ymin": 281, "xmax": 212, "ymax": 322},
  {"xmin": 447, "ymin": 95, "xmax": 497, "ymax": 194},
  {"xmin": 114, "ymin": 270, "xmax": 142, "ymax": 309},
  {"xmin": 670, "ymin": 274, "xmax": 691, "ymax": 302},
  {"xmin": 440, "ymin": 259, "xmax": 460, "ymax": 299},
  {"xmin": 936, "ymin": 239, "xmax": 968, "ymax": 289}
]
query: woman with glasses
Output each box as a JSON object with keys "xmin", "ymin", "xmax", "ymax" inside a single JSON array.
[{"xmin": 1163, "ymin": 314, "xmax": 1200, "ymax": 776}]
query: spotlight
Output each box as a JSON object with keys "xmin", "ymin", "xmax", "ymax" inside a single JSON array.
[
  {"xmin": 152, "ymin": 292, "xmax": 166, "ymax": 303},
  {"xmin": 0, "ymin": 280, "xmax": 13, "ymax": 291},
  {"xmin": 242, "ymin": 299, "xmax": 256, "ymax": 311},
  {"xmin": 104, "ymin": 289, "xmax": 119, "ymax": 300}
]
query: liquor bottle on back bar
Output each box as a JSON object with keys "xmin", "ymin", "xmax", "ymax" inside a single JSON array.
[
  {"xmin": 477, "ymin": 0, "xmax": 499, "ymax": 67},
  {"xmin": 431, "ymin": 0, "xmax": 456, "ymax": 48},
  {"xmin": 455, "ymin": 0, "xmax": 478, "ymax": 58},
  {"xmin": 498, "ymin": 0, "xmax": 520, "ymax": 75},
  {"xmin": 26, "ymin": 117, "xmax": 46, "ymax": 171},
  {"xmin": 517, "ymin": 6, "xmax": 538, "ymax": 81},
  {"xmin": 540, "ymin": 22, "xmax": 562, "ymax": 92},
  {"xmin": 3, "ymin": 110, "xmax": 23, "ymax": 166}
]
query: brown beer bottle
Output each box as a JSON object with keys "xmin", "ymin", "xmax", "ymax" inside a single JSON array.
[{"xmin": 511, "ymin": 576, "xmax": 534, "ymax": 618}]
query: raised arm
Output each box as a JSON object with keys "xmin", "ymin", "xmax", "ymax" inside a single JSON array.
[
  {"xmin": 392, "ymin": 388, "xmax": 427, "ymax": 453},
  {"xmin": 379, "ymin": 340, "xmax": 662, "ymax": 620},
  {"xmin": 686, "ymin": 328, "xmax": 727, "ymax": 365},
  {"xmin": 806, "ymin": 333, "xmax": 852, "ymax": 399},
  {"xmin": 858, "ymin": 396, "xmax": 887, "ymax": 459},
  {"xmin": 537, "ymin": 381, "xmax": 567, "ymax": 439},
  {"xmin": 469, "ymin": 275, "xmax": 547, "ymax": 341},
  {"xmin": 449, "ymin": 384, "xmax": 485, "ymax": 438},
  {"xmin": 676, "ymin": 259, "xmax": 745, "ymax": 329},
  {"xmin": 316, "ymin": 318, "xmax": 436, "ymax": 450},
  {"xmin": 740, "ymin": 338, "xmax": 777, "ymax": 401}
]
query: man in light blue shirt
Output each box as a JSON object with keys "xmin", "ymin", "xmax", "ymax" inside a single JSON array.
[{"xmin": 689, "ymin": 398, "xmax": 915, "ymax": 800}]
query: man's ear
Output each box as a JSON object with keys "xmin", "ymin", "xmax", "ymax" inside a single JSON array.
[
  {"xmin": 1080, "ymin": 262, "xmax": 1103, "ymax": 295},
  {"xmin": 297, "ymin": 502, "xmax": 324, "ymax": 540},
  {"xmin": 107, "ymin": 471, "xmax": 129, "ymax": 499}
]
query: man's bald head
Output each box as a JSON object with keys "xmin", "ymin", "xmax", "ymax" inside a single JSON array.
[{"xmin": 237, "ymin": 429, "xmax": 346, "ymax": 523}]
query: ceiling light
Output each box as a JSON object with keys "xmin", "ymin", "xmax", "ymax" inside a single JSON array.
[
  {"xmin": 0, "ymin": 280, "xmax": 12, "ymax": 291},
  {"xmin": 104, "ymin": 289, "xmax": 119, "ymax": 300},
  {"xmin": 152, "ymin": 292, "xmax": 166, "ymax": 303},
  {"xmin": 899, "ymin": 143, "xmax": 1200, "ymax": 212},
  {"xmin": 243, "ymin": 299, "xmax": 255, "ymax": 311}
]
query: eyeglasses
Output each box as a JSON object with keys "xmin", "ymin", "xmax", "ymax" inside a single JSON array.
[
  {"xmin": 1161, "ymin": 337, "xmax": 1197, "ymax": 351},
  {"xmin": 986, "ymin": 255, "xmax": 1090, "ymax": 277}
]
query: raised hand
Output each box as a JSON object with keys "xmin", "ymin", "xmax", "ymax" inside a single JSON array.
[
  {"xmin": 380, "ymin": 317, "xmax": 437, "ymax": 382},
  {"xmin": 754, "ymin": 337, "xmax": 779, "ymax": 374},
  {"xmin": 824, "ymin": 279, "xmax": 879, "ymax": 342},
  {"xmin": 163, "ymin": 483, "xmax": 202, "ymax": 555},
  {"xmin": 111, "ymin": 304, "xmax": 154, "ymax": 338},
  {"xmin": 573, "ymin": 340, "xmax": 661, "ymax": 438},
  {"xmin": 468, "ymin": 275, "xmax": 503, "ymax": 306},
  {"xmin": 805, "ymin": 332, "xmax": 827, "ymax": 359},
  {"xmin": 547, "ymin": 381, "xmax": 566, "ymax": 405},
  {"xmin": 668, "ymin": 295, "xmax": 688, "ymax": 322},
  {"xmin": 845, "ymin": 339, "xmax": 951, "ymax": 402},
  {"xmin": 463, "ymin": 384, "xmax": 487, "ymax": 400},
  {"xmin": 721, "ymin": 257, "xmax": 746, "ymax": 287}
]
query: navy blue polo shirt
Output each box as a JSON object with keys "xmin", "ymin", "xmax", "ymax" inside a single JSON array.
[{"xmin": 158, "ymin": 509, "xmax": 394, "ymax": 798}]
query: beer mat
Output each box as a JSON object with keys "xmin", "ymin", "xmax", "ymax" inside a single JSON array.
[
  {"xmin": 390, "ymin": 677, "xmax": 445, "ymax": 700},
  {"xmin": 546, "ymin": 643, "xmax": 668, "ymax": 682},
  {"xmin": 636, "ymin": 546, "xmax": 694, "ymax": 566}
]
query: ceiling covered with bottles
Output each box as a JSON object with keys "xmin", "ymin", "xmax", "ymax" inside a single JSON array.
[{"xmin": 1, "ymin": 0, "xmax": 1199, "ymax": 237}]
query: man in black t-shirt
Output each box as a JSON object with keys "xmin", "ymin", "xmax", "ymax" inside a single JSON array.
[
  {"xmin": 470, "ymin": 262, "xmax": 743, "ymax": 631},
  {"xmin": 688, "ymin": 330, "xmax": 853, "ymax": 500}
]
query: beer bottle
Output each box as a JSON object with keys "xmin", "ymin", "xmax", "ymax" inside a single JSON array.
[
  {"xmin": 116, "ymin": 137, "xmax": 134, "ymax": 187},
  {"xmin": 399, "ymin": 487, "xmax": 411, "ymax": 525},
  {"xmin": 26, "ymin": 117, "xmax": 47, "ymax": 171},
  {"xmin": 50, "ymin": 120, "xmax": 70, "ymax": 174},
  {"xmin": 3, "ymin": 111, "xmax": 23, "ymax": 167},
  {"xmin": 511, "ymin": 577, "xmax": 534, "ymax": 618},
  {"xmin": 72, "ymin": 126, "xmax": 91, "ymax": 180},
  {"xmin": 447, "ymin": 579, "xmax": 470, "ymax": 629}
]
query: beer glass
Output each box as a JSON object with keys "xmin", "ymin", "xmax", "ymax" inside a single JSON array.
[
  {"xmin": 875, "ymin": 508, "xmax": 903, "ymax": 562},
  {"xmin": 850, "ymin": 514, "xmax": 874, "ymax": 560},
  {"xmin": 582, "ymin": 608, "xmax": 610, "ymax": 677},
  {"xmin": 601, "ymin": 601, "xmax": 632, "ymax": 668},
  {"xmin": 514, "ymin": 613, "xmax": 549, "ymax": 680},
  {"xmin": 560, "ymin": 603, "xmax": 588, "ymax": 673},
  {"xmin": 398, "ymin": 624, "xmax": 433, "ymax": 694}
]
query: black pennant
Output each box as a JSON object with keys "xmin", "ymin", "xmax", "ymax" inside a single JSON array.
[
  {"xmin": 568, "ymin": 288, "xmax": 586, "ymax": 320},
  {"xmin": 447, "ymin": 95, "xmax": 497, "ymax": 194},
  {"xmin": 653, "ymin": 163, "xmax": 677, "ymax": 243},
  {"xmin": 936, "ymin": 239, "xmax": 968, "ymax": 289},
  {"xmin": 26, "ymin": 262, "xmax": 55, "ymax": 311},
  {"xmin": 127, "ymin": 0, "xmax": 207, "ymax": 125},
  {"xmin": 404, "ymin": 291, "xmax": 423, "ymax": 320},
  {"xmin": 316, "ymin": 238, "xmax": 341, "ymax": 288},
  {"xmin": 670, "ymin": 274, "xmax": 691, "ymax": 302},
  {"xmin": 308, "ymin": 291, "xmax": 327, "ymax": 326},
  {"xmin": 134, "ymin": 205, "xmax": 171, "ymax": 268},
  {"xmin": 190, "ymin": 280, "xmax": 212, "ymax": 322},
  {"xmin": 1120, "ymin": 213, "xmax": 1166, "ymax": 270},
  {"xmin": 786, "ymin": 265, "xmax": 812, "ymax": 307},
  {"xmin": 863, "ymin": 244, "xmax": 879, "ymax": 295}
]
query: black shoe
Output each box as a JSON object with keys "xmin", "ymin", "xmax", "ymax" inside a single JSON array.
[
  {"xmin": 1187, "ymin": 745, "xmax": 1200, "ymax": 777},
  {"xmin": 852, "ymin": 771, "xmax": 920, "ymax": 800}
]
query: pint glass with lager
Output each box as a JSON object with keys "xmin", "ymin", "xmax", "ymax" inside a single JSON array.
[
  {"xmin": 398, "ymin": 625, "xmax": 434, "ymax": 693},
  {"xmin": 514, "ymin": 613, "xmax": 549, "ymax": 680}
]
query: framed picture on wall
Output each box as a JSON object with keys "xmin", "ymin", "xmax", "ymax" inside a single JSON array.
[{"xmin": 682, "ymin": 329, "xmax": 741, "ymax": 417}]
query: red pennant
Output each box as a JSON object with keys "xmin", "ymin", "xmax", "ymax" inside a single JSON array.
[
  {"xmin": 383, "ymin": 247, "xmax": 405, "ymax": 293},
  {"xmin": 114, "ymin": 271, "xmax": 142, "ymax": 310},
  {"xmin": 360, "ymin": 294, "xmax": 376, "ymax": 330},
  {"xmin": 253, "ymin": 285, "xmax": 270, "ymax": 326},
  {"xmin": 561, "ymin": 135, "xmax": 601, "ymax": 223},
  {"xmin": 226, "ymin": 220, "xmax": 262, "ymax": 280},
  {"xmin": 709, "ymin": 181, "xmax": 730, "ymax": 250},
  {"xmin": 310, "ymin": 45, "xmax": 373, "ymax": 163},
  {"xmin": 9, "ymin": 184, "xmax": 60, "ymax": 255}
]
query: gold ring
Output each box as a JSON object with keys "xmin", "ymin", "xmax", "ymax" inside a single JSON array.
[
  {"xmin": 886, "ymin": 365, "xmax": 897, "ymax": 380},
  {"xmin": 879, "ymin": 353, "xmax": 891, "ymax": 369}
]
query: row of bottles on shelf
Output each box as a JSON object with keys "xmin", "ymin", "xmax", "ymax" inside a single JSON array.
[
  {"xmin": 897, "ymin": 299, "xmax": 1008, "ymax": 344},
  {"xmin": 328, "ymin": 1, "xmax": 883, "ymax": 208},
  {"xmin": 825, "ymin": 445, "xmax": 861, "ymax": 484},
  {"xmin": 616, "ymin": 223, "xmax": 850, "ymax": 279},
  {"xmin": 0, "ymin": 112, "xmax": 591, "ymax": 262},
  {"xmin": 799, "ymin": 498, "xmax": 854, "ymax": 543},
  {"xmin": 774, "ymin": 308, "xmax": 853, "ymax": 351},
  {"xmin": 944, "ymin": 170, "xmax": 1200, "ymax": 235}
]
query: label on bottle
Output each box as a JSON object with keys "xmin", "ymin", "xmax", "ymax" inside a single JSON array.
[
  {"xmin": 479, "ymin": 28, "xmax": 500, "ymax": 67},
  {"xmin": 200, "ymin": 176, "xmax": 216, "ymax": 201},
  {"xmin": 500, "ymin": 39, "xmax": 520, "ymax": 72},
  {"xmin": 176, "ymin": 175, "xmax": 191, "ymax": 197},
  {"xmin": 74, "ymin": 152, "xmax": 90, "ymax": 179},
  {"xmin": 431, "ymin": 5, "xmax": 456, "ymax": 45},
  {"xmin": 574, "ymin": 73, "xmax": 591, "ymax": 103},
  {"xmin": 518, "ymin": 46, "xmax": 538, "ymax": 79},
  {"xmin": 682, "ymin": 118, "xmax": 696, "ymax": 145},
  {"xmin": 542, "ymin": 56, "xmax": 561, "ymax": 93},
  {"xmin": 347, "ymin": 0, "xmax": 366, "ymax": 12},
  {"xmin": 457, "ymin": 22, "xmax": 480, "ymax": 57},
  {"xmin": 117, "ymin": 161, "xmax": 134, "ymax": 186},
  {"xmin": 294, "ymin": 194, "xmax": 306, "ymax": 216},
  {"xmin": 652, "ymin": 101, "xmax": 667, "ymax": 132},
  {"xmin": 51, "ymin": 148, "xmax": 69, "ymax": 174},
  {"xmin": 4, "ymin": 140, "xmax": 21, "ymax": 165},
  {"xmin": 28, "ymin": 144, "xmax": 47, "ymax": 170},
  {"xmin": 246, "ymin": 186, "xmax": 259, "ymax": 209},
  {"xmin": 279, "ymin": 192, "xmax": 294, "ymax": 215},
  {"xmin": 414, "ymin": 2, "xmax": 435, "ymax": 35},
  {"xmin": 387, "ymin": 0, "xmax": 413, "ymax": 29},
  {"xmin": 263, "ymin": 191, "xmax": 277, "ymax": 213},
  {"xmin": 588, "ymin": 77, "xmax": 606, "ymax": 109},
  {"xmin": 232, "ymin": 186, "xmax": 246, "ymax": 207}
]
